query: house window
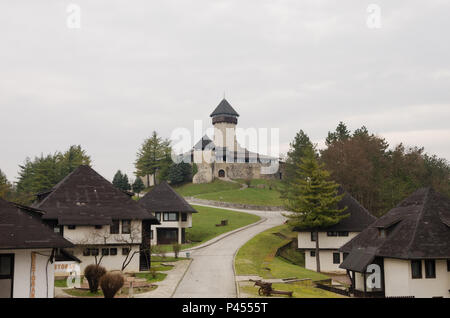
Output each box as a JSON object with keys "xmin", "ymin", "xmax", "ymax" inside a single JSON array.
[
  {"xmin": 425, "ymin": 260, "xmax": 436, "ymax": 278},
  {"xmin": 150, "ymin": 230, "xmax": 154, "ymax": 240},
  {"xmin": 90, "ymin": 248, "xmax": 99, "ymax": 256},
  {"xmin": 411, "ymin": 260, "xmax": 422, "ymax": 279},
  {"xmin": 110, "ymin": 220, "xmax": 120, "ymax": 234},
  {"xmin": 338, "ymin": 232, "xmax": 349, "ymax": 237},
  {"xmin": 101, "ymin": 248, "xmax": 109, "ymax": 256},
  {"xmin": 122, "ymin": 248, "xmax": 130, "ymax": 255},
  {"xmin": 327, "ymin": 232, "xmax": 338, "ymax": 237},
  {"xmin": 53, "ymin": 226, "xmax": 60, "ymax": 233},
  {"xmin": 163, "ymin": 212, "xmax": 179, "ymax": 222},
  {"xmin": 181, "ymin": 213, "xmax": 187, "ymax": 222},
  {"xmin": 155, "ymin": 213, "xmax": 161, "ymax": 222},
  {"xmin": 333, "ymin": 253, "xmax": 340, "ymax": 264},
  {"xmin": 310, "ymin": 232, "xmax": 317, "ymax": 242},
  {"xmin": 68, "ymin": 225, "xmax": 76, "ymax": 230},
  {"xmin": 83, "ymin": 248, "xmax": 90, "ymax": 256},
  {"xmin": 310, "ymin": 251, "xmax": 316, "ymax": 257},
  {"xmin": 122, "ymin": 220, "xmax": 131, "ymax": 234},
  {"xmin": 110, "ymin": 248, "xmax": 117, "ymax": 256},
  {"xmin": 94, "ymin": 225, "xmax": 102, "ymax": 229}
]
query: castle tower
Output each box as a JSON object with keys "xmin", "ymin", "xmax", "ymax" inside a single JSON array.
[{"xmin": 210, "ymin": 98, "xmax": 239, "ymax": 151}]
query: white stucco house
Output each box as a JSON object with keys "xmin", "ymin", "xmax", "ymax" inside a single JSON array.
[
  {"xmin": 340, "ymin": 187, "xmax": 450, "ymax": 298},
  {"xmin": 138, "ymin": 181, "xmax": 197, "ymax": 245},
  {"xmin": 295, "ymin": 188, "xmax": 376, "ymax": 273},
  {"xmin": 32, "ymin": 165, "xmax": 159, "ymax": 273},
  {"xmin": 0, "ymin": 198, "xmax": 73, "ymax": 298}
]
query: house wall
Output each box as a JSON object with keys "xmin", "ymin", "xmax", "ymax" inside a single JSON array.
[
  {"xmin": 384, "ymin": 258, "xmax": 449, "ymax": 298},
  {"xmin": 0, "ymin": 249, "xmax": 55, "ymax": 298},
  {"xmin": 64, "ymin": 245, "xmax": 141, "ymax": 273},
  {"xmin": 151, "ymin": 212, "xmax": 193, "ymax": 245},
  {"xmin": 304, "ymin": 250, "xmax": 347, "ymax": 273},
  {"xmin": 62, "ymin": 220, "xmax": 142, "ymax": 245},
  {"xmin": 298, "ymin": 231, "xmax": 359, "ymax": 249}
]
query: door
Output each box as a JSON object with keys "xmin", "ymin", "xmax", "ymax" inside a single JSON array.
[
  {"xmin": 0, "ymin": 254, "xmax": 14, "ymax": 298},
  {"xmin": 157, "ymin": 228, "xmax": 179, "ymax": 245}
]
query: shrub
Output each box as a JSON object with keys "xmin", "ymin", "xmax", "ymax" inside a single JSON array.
[
  {"xmin": 84, "ymin": 264, "xmax": 106, "ymax": 293},
  {"xmin": 149, "ymin": 267, "xmax": 157, "ymax": 279},
  {"xmin": 172, "ymin": 243, "xmax": 181, "ymax": 258},
  {"xmin": 100, "ymin": 272, "xmax": 124, "ymax": 298},
  {"xmin": 244, "ymin": 178, "xmax": 252, "ymax": 187}
]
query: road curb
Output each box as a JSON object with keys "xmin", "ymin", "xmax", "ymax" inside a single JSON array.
[
  {"xmin": 170, "ymin": 258, "xmax": 193, "ymax": 298},
  {"xmin": 182, "ymin": 216, "xmax": 268, "ymax": 252}
]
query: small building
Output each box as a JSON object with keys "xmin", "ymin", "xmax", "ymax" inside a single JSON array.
[
  {"xmin": 138, "ymin": 181, "xmax": 197, "ymax": 245},
  {"xmin": 0, "ymin": 198, "xmax": 73, "ymax": 298},
  {"xmin": 33, "ymin": 165, "xmax": 159, "ymax": 272},
  {"xmin": 295, "ymin": 189, "xmax": 376, "ymax": 273},
  {"xmin": 340, "ymin": 187, "xmax": 450, "ymax": 298}
]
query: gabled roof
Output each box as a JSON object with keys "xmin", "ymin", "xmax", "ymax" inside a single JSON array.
[
  {"xmin": 138, "ymin": 181, "xmax": 197, "ymax": 213},
  {"xmin": 0, "ymin": 198, "xmax": 73, "ymax": 249},
  {"xmin": 193, "ymin": 135, "xmax": 215, "ymax": 150},
  {"xmin": 33, "ymin": 165, "xmax": 159, "ymax": 225},
  {"xmin": 210, "ymin": 98, "xmax": 240, "ymax": 117},
  {"xmin": 294, "ymin": 188, "xmax": 377, "ymax": 232},
  {"xmin": 340, "ymin": 187, "xmax": 450, "ymax": 266}
]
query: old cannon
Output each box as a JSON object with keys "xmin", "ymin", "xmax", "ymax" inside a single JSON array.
[{"xmin": 249, "ymin": 279, "xmax": 293, "ymax": 297}]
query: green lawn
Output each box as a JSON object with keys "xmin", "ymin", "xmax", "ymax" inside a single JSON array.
[
  {"xmin": 235, "ymin": 224, "xmax": 329, "ymax": 280},
  {"xmin": 235, "ymin": 224, "xmax": 337, "ymax": 298},
  {"xmin": 175, "ymin": 179, "xmax": 285, "ymax": 207},
  {"xmin": 135, "ymin": 272, "xmax": 167, "ymax": 283},
  {"xmin": 242, "ymin": 282, "xmax": 343, "ymax": 298},
  {"xmin": 174, "ymin": 179, "xmax": 241, "ymax": 197},
  {"xmin": 157, "ymin": 205, "xmax": 261, "ymax": 252}
]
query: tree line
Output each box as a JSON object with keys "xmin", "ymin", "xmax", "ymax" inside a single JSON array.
[
  {"xmin": 0, "ymin": 132, "xmax": 195, "ymax": 205},
  {"xmin": 282, "ymin": 122, "xmax": 450, "ymax": 217}
]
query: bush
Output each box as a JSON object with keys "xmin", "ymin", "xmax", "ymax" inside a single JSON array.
[
  {"xmin": 84, "ymin": 264, "xmax": 106, "ymax": 293},
  {"xmin": 172, "ymin": 243, "xmax": 181, "ymax": 258},
  {"xmin": 100, "ymin": 272, "xmax": 124, "ymax": 298}
]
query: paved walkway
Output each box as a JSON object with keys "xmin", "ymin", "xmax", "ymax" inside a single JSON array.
[
  {"xmin": 134, "ymin": 259, "xmax": 192, "ymax": 298},
  {"xmin": 172, "ymin": 204, "xmax": 286, "ymax": 298}
]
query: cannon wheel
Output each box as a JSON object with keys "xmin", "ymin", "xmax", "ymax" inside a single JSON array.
[{"xmin": 258, "ymin": 287, "xmax": 264, "ymax": 296}]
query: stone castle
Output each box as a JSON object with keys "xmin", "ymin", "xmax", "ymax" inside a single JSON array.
[{"xmin": 189, "ymin": 98, "xmax": 283, "ymax": 184}]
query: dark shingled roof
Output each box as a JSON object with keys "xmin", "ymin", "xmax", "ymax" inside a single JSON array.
[
  {"xmin": 0, "ymin": 198, "xmax": 73, "ymax": 249},
  {"xmin": 210, "ymin": 98, "xmax": 240, "ymax": 117},
  {"xmin": 33, "ymin": 165, "xmax": 159, "ymax": 225},
  {"xmin": 294, "ymin": 188, "xmax": 377, "ymax": 232},
  {"xmin": 340, "ymin": 187, "xmax": 450, "ymax": 268},
  {"xmin": 194, "ymin": 135, "xmax": 215, "ymax": 150},
  {"xmin": 138, "ymin": 181, "xmax": 197, "ymax": 213}
]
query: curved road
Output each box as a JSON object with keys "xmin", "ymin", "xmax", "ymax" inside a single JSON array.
[{"xmin": 172, "ymin": 206, "xmax": 286, "ymax": 298}]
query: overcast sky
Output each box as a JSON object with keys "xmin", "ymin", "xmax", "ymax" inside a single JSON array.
[{"xmin": 1, "ymin": 1, "xmax": 449, "ymax": 182}]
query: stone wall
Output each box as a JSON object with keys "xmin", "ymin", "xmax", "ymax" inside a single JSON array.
[{"xmin": 186, "ymin": 197, "xmax": 285, "ymax": 211}]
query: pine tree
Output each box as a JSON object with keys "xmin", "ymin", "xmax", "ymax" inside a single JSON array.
[
  {"xmin": 135, "ymin": 131, "xmax": 172, "ymax": 186},
  {"xmin": 325, "ymin": 121, "xmax": 351, "ymax": 146},
  {"xmin": 0, "ymin": 169, "xmax": 13, "ymax": 200},
  {"xmin": 285, "ymin": 148, "xmax": 349, "ymax": 272},
  {"xmin": 112, "ymin": 170, "xmax": 124, "ymax": 189},
  {"xmin": 132, "ymin": 178, "xmax": 145, "ymax": 197},
  {"xmin": 280, "ymin": 130, "xmax": 314, "ymax": 200},
  {"xmin": 122, "ymin": 174, "xmax": 131, "ymax": 191}
]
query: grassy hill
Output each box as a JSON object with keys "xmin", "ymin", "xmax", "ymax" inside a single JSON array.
[
  {"xmin": 174, "ymin": 179, "xmax": 285, "ymax": 207},
  {"xmin": 235, "ymin": 224, "xmax": 342, "ymax": 298}
]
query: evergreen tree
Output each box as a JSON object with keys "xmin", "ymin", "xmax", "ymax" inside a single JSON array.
[
  {"xmin": 112, "ymin": 170, "xmax": 124, "ymax": 189},
  {"xmin": 16, "ymin": 145, "xmax": 91, "ymax": 204},
  {"xmin": 135, "ymin": 131, "xmax": 172, "ymax": 186},
  {"xmin": 167, "ymin": 162, "xmax": 193, "ymax": 185},
  {"xmin": 285, "ymin": 149, "xmax": 348, "ymax": 272},
  {"xmin": 112, "ymin": 170, "xmax": 131, "ymax": 191},
  {"xmin": 0, "ymin": 169, "xmax": 13, "ymax": 200},
  {"xmin": 325, "ymin": 121, "xmax": 351, "ymax": 146},
  {"xmin": 132, "ymin": 177, "xmax": 145, "ymax": 197},
  {"xmin": 280, "ymin": 130, "xmax": 314, "ymax": 200}
]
